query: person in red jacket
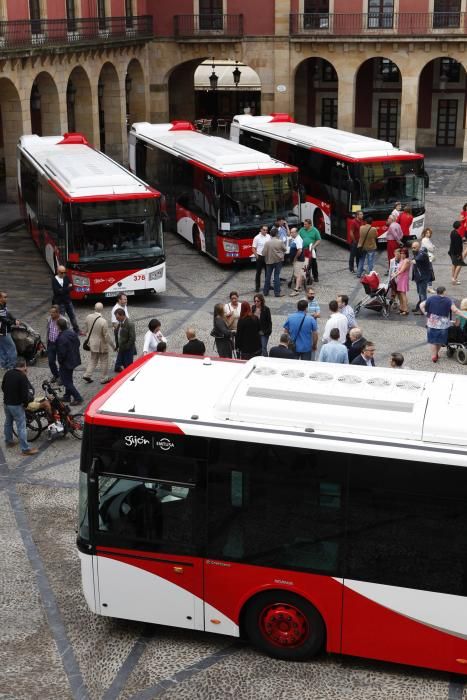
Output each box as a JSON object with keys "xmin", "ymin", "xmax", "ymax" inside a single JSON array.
[
  {"xmin": 459, "ymin": 202, "xmax": 467, "ymax": 238},
  {"xmin": 398, "ymin": 206, "xmax": 413, "ymax": 245}
]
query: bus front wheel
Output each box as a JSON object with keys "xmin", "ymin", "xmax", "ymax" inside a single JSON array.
[{"xmin": 243, "ymin": 590, "xmax": 325, "ymax": 661}]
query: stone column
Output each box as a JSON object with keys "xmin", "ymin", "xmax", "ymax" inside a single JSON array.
[
  {"xmin": 399, "ymin": 73, "xmax": 418, "ymax": 152},
  {"xmin": 336, "ymin": 60, "xmax": 357, "ymax": 132}
]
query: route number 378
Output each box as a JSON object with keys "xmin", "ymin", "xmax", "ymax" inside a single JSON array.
[{"xmin": 133, "ymin": 274, "xmax": 145, "ymax": 281}]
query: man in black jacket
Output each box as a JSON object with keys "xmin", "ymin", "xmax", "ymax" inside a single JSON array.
[
  {"xmin": 0, "ymin": 290, "xmax": 19, "ymax": 370},
  {"xmin": 56, "ymin": 318, "xmax": 83, "ymax": 405},
  {"xmin": 346, "ymin": 327, "xmax": 367, "ymax": 363},
  {"xmin": 269, "ymin": 333, "xmax": 296, "ymax": 359},
  {"xmin": 52, "ymin": 266, "xmax": 81, "ymax": 334},
  {"xmin": 114, "ymin": 309, "xmax": 136, "ymax": 370},
  {"xmin": 2, "ymin": 357, "xmax": 38, "ymax": 455},
  {"xmin": 182, "ymin": 328, "xmax": 205, "ymax": 356},
  {"xmin": 351, "ymin": 341, "xmax": 376, "ymax": 367}
]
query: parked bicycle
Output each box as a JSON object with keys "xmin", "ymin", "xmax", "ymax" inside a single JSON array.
[{"xmin": 14, "ymin": 380, "xmax": 84, "ymax": 442}]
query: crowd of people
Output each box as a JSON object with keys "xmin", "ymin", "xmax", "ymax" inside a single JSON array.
[{"xmin": 2, "ymin": 205, "xmax": 467, "ymax": 455}]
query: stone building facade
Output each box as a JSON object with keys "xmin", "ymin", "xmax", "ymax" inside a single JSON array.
[{"xmin": 1, "ymin": 0, "xmax": 466, "ymax": 200}]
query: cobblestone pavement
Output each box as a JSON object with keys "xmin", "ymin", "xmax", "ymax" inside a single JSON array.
[{"xmin": 1, "ymin": 161, "xmax": 467, "ymax": 700}]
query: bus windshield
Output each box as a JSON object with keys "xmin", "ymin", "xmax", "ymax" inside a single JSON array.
[
  {"xmin": 356, "ymin": 160, "xmax": 425, "ymax": 212},
  {"xmin": 221, "ymin": 173, "xmax": 297, "ymax": 231},
  {"xmin": 68, "ymin": 199, "xmax": 163, "ymax": 263}
]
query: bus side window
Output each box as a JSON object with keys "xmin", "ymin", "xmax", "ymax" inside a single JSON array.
[{"xmin": 231, "ymin": 470, "xmax": 245, "ymax": 508}]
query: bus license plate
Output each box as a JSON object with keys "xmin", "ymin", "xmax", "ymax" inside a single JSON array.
[{"xmin": 105, "ymin": 290, "xmax": 135, "ymax": 297}]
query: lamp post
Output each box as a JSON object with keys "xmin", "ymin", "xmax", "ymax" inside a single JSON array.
[
  {"xmin": 98, "ymin": 79, "xmax": 105, "ymax": 152},
  {"xmin": 30, "ymin": 82, "xmax": 42, "ymax": 136},
  {"xmin": 232, "ymin": 60, "xmax": 241, "ymax": 87},
  {"xmin": 125, "ymin": 73, "xmax": 132, "ymax": 131},
  {"xmin": 66, "ymin": 80, "xmax": 77, "ymax": 132},
  {"xmin": 209, "ymin": 58, "xmax": 218, "ymax": 91}
]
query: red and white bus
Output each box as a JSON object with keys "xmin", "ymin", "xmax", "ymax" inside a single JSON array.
[
  {"xmin": 79, "ymin": 353, "xmax": 467, "ymax": 674},
  {"xmin": 231, "ymin": 114, "xmax": 427, "ymax": 244},
  {"xmin": 128, "ymin": 121, "xmax": 299, "ymax": 263},
  {"xmin": 17, "ymin": 133, "xmax": 165, "ymax": 299}
]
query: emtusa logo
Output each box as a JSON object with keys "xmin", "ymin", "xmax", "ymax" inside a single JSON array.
[
  {"xmin": 124, "ymin": 435, "xmax": 150, "ymax": 447},
  {"xmin": 156, "ymin": 437, "xmax": 175, "ymax": 451}
]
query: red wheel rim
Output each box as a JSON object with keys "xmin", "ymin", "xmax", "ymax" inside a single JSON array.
[{"xmin": 259, "ymin": 602, "xmax": 309, "ymax": 648}]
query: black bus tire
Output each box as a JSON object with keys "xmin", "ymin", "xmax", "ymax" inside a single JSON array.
[
  {"xmin": 457, "ymin": 347, "xmax": 467, "ymax": 365},
  {"xmin": 243, "ymin": 590, "xmax": 325, "ymax": 661}
]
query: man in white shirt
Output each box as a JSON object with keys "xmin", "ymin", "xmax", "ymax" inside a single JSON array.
[
  {"xmin": 322, "ymin": 300, "xmax": 348, "ymax": 344},
  {"xmin": 252, "ymin": 225, "xmax": 271, "ymax": 293},
  {"xmin": 288, "ymin": 228, "xmax": 305, "ymax": 296}
]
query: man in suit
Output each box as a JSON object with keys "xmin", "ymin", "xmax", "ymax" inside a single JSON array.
[
  {"xmin": 346, "ymin": 327, "xmax": 367, "ymax": 363},
  {"xmin": 82, "ymin": 302, "xmax": 115, "ymax": 384},
  {"xmin": 269, "ymin": 333, "xmax": 296, "ymax": 359},
  {"xmin": 114, "ymin": 308, "xmax": 136, "ymax": 371},
  {"xmin": 56, "ymin": 318, "xmax": 83, "ymax": 405},
  {"xmin": 351, "ymin": 341, "xmax": 376, "ymax": 367},
  {"xmin": 51, "ymin": 266, "xmax": 82, "ymax": 334},
  {"xmin": 182, "ymin": 328, "xmax": 205, "ymax": 356}
]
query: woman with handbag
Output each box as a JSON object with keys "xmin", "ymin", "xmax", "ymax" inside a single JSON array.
[
  {"xmin": 449, "ymin": 220, "xmax": 467, "ymax": 285},
  {"xmin": 212, "ymin": 303, "xmax": 233, "ymax": 358},
  {"xmin": 391, "ymin": 248, "xmax": 411, "ymax": 315}
]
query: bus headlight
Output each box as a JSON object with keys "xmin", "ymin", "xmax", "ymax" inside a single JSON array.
[
  {"xmin": 412, "ymin": 219, "xmax": 424, "ymax": 229},
  {"xmin": 223, "ymin": 241, "xmax": 239, "ymax": 253},
  {"xmin": 72, "ymin": 274, "xmax": 90, "ymax": 287},
  {"xmin": 149, "ymin": 268, "xmax": 163, "ymax": 281}
]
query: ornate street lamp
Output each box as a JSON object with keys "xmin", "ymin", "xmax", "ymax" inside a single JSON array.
[
  {"xmin": 209, "ymin": 58, "xmax": 218, "ymax": 91},
  {"xmin": 232, "ymin": 60, "xmax": 241, "ymax": 87}
]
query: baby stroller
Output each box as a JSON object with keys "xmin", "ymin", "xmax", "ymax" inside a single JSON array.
[
  {"xmin": 354, "ymin": 271, "xmax": 392, "ymax": 319},
  {"xmin": 446, "ymin": 323, "xmax": 467, "ymax": 365},
  {"xmin": 10, "ymin": 322, "xmax": 46, "ymax": 365}
]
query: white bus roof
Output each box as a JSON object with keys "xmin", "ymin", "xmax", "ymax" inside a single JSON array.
[
  {"xmin": 232, "ymin": 114, "xmax": 423, "ymax": 162},
  {"xmin": 87, "ymin": 355, "xmax": 467, "ymax": 461},
  {"xmin": 130, "ymin": 122, "xmax": 298, "ymax": 175},
  {"xmin": 18, "ymin": 133, "xmax": 157, "ymax": 199}
]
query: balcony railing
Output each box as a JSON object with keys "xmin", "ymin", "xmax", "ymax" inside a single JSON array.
[
  {"xmin": 0, "ymin": 15, "xmax": 152, "ymax": 51},
  {"xmin": 174, "ymin": 14, "xmax": 243, "ymax": 38},
  {"xmin": 290, "ymin": 12, "xmax": 467, "ymax": 36}
]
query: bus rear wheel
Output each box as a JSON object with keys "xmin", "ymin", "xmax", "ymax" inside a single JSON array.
[{"xmin": 244, "ymin": 591, "xmax": 325, "ymax": 661}]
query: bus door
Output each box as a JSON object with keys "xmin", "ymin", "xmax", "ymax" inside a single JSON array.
[
  {"xmin": 203, "ymin": 174, "xmax": 220, "ymax": 258},
  {"xmin": 330, "ymin": 166, "xmax": 352, "ymax": 241},
  {"xmin": 94, "ymin": 438, "xmax": 206, "ymax": 632}
]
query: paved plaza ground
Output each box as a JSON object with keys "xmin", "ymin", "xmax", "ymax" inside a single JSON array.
[{"xmin": 1, "ymin": 157, "xmax": 467, "ymax": 699}]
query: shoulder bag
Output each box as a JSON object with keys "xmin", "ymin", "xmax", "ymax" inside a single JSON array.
[
  {"xmin": 83, "ymin": 316, "xmax": 99, "ymax": 352},
  {"xmin": 288, "ymin": 313, "xmax": 307, "ymax": 354}
]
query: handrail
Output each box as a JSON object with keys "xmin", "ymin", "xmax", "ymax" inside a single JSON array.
[
  {"xmin": 289, "ymin": 12, "xmax": 467, "ymax": 36},
  {"xmin": 174, "ymin": 14, "xmax": 244, "ymax": 38}
]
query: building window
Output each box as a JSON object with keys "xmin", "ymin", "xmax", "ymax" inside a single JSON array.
[
  {"xmin": 439, "ymin": 58, "xmax": 461, "ymax": 83},
  {"xmin": 377, "ymin": 59, "xmax": 399, "ymax": 83},
  {"xmin": 433, "ymin": 0, "xmax": 461, "ymax": 28},
  {"xmin": 199, "ymin": 0, "xmax": 223, "ymax": 30},
  {"xmin": 304, "ymin": 0, "xmax": 329, "ymax": 29},
  {"xmin": 66, "ymin": 0, "xmax": 76, "ymax": 33},
  {"xmin": 125, "ymin": 0, "xmax": 134, "ymax": 28},
  {"xmin": 322, "ymin": 62, "xmax": 338, "ymax": 82},
  {"xmin": 378, "ymin": 99, "xmax": 398, "ymax": 145},
  {"xmin": 436, "ymin": 99, "xmax": 458, "ymax": 146},
  {"xmin": 368, "ymin": 0, "xmax": 394, "ymax": 28},
  {"xmin": 322, "ymin": 98, "xmax": 338, "ymax": 128},
  {"xmin": 29, "ymin": 0, "xmax": 41, "ymax": 34},
  {"xmin": 97, "ymin": 0, "xmax": 107, "ymax": 30}
]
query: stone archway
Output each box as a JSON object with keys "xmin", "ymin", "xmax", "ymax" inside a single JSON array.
[
  {"xmin": 0, "ymin": 78, "xmax": 23, "ymax": 202},
  {"xmin": 416, "ymin": 57, "xmax": 466, "ymax": 152},
  {"xmin": 97, "ymin": 61, "xmax": 124, "ymax": 161},
  {"xmin": 294, "ymin": 57, "xmax": 338, "ymax": 127},
  {"xmin": 30, "ymin": 71, "xmax": 60, "ymax": 137},
  {"xmin": 126, "ymin": 57, "xmax": 146, "ymax": 128},
  {"xmin": 66, "ymin": 66, "xmax": 94, "ymax": 143},
  {"xmin": 168, "ymin": 58, "xmax": 206, "ymax": 123},
  {"xmin": 355, "ymin": 57, "xmax": 402, "ymax": 145}
]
